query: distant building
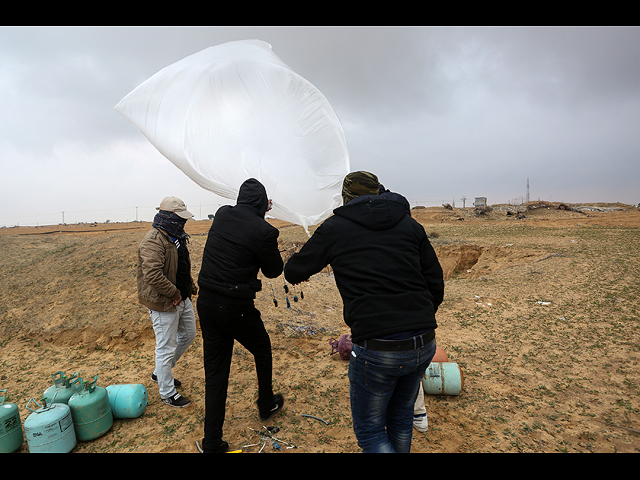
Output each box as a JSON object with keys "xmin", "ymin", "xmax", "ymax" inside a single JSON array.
[{"xmin": 474, "ymin": 197, "xmax": 487, "ymax": 207}]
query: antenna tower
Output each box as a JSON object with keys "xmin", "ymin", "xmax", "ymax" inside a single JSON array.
[{"xmin": 526, "ymin": 178, "xmax": 530, "ymax": 204}]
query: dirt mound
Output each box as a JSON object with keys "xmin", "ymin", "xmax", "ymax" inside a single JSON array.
[
  {"xmin": 409, "ymin": 202, "xmax": 639, "ymax": 227},
  {"xmin": 434, "ymin": 244, "xmax": 541, "ymax": 280},
  {"xmin": 436, "ymin": 244, "xmax": 483, "ymax": 279}
]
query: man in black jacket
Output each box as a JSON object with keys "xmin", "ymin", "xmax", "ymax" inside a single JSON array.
[
  {"xmin": 197, "ymin": 178, "xmax": 284, "ymax": 453},
  {"xmin": 285, "ymin": 171, "xmax": 444, "ymax": 453}
]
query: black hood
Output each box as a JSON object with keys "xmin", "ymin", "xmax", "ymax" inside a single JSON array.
[
  {"xmin": 333, "ymin": 194, "xmax": 408, "ymax": 231},
  {"xmin": 237, "ymin": 178, "xmax": 269, "ymax": 217}
]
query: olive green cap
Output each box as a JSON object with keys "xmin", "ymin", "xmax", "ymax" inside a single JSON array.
[{"xmin": 342, "ymin": 171, "xmax": 379, "ymax": 205}]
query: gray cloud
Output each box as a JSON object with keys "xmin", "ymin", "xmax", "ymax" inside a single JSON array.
[{"xmin": 1, "ymin": 26, "xmax": 639, "ymax": 226}]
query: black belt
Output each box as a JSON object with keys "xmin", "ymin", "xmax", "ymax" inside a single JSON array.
[{"xmin": 356, "ymin": 329, "xmax": 435, "ymax": 351}]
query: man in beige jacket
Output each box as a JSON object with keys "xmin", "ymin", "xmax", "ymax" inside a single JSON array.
[{"xmin": 137, "ymin": 196, "xmax": 198, "ymax": 408}]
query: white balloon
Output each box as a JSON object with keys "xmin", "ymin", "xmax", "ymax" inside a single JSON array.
[{"xmin": 115, "ymin": 39, "xmax": 350, "ymax": 231}]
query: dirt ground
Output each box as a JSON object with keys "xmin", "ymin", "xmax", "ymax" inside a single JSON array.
[{"xmin": 1, "ymin": 201, "xmax": 639, "ymax": 453}]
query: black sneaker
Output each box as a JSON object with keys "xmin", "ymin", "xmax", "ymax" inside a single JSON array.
[
  {"xmin": 258, "ymin": 393, "xmax": 284, "ymax": 422},
  {"xmin": 200, "ymin": 438, "xmax": 229, "ymax": 453},
  {"xmin": 151, "ymin": 373, "xmax": 182, "ymax": 387},
  {"xmin": 162, "ymin": 392, "xmax": 191, "ymax": 408}
]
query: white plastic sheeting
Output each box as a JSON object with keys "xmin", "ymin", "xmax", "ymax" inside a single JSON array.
[{"xmin": 114, "ymin": 39, "xmax": 350, "ymax": 231}]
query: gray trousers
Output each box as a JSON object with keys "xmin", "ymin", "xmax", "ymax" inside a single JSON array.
[{"xmin": 149, "ymin": 298, "xmax": 197, "ymax": 399}]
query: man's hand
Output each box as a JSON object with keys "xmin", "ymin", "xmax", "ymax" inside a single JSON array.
[{"xmin": 173, "ymin": 295, "xmax": 182, "ymax": 306}]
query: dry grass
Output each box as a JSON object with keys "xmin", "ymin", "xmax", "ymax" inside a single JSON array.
[{"xmin": 1, "ymin": 203, "xmax": 639, "ymax": 453}]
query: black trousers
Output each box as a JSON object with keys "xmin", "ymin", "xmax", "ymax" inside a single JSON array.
[{"xmin": 197, "ymin": 300, "xmax": 274, "ymax": 445}]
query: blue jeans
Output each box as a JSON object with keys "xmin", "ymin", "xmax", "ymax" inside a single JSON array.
[{"xmin": 348, "ymin": 338, "xmax": 436, "ymax": 453}]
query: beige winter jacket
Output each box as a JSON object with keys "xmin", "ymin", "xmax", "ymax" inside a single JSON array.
[{"xmin": 137, "ymin": 226, "xmax": 197, "ymax": 312}]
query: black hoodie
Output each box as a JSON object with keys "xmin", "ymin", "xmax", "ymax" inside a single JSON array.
[
  {"xmin": 198, "ymin": 178, "xmax": 283, "ymax": 304},
  {"xmin": 285, "ymin": 193, "xmax": 444, "ymax": 343}
]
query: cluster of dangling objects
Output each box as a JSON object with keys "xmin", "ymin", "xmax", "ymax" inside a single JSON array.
[{"xmin": 269, "ymin": 280, "xmax": 304, "ymax": 309}]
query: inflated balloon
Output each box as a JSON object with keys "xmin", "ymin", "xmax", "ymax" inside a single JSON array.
[
  {"xmin": 329, "ymin": 334, "xmax": 353, "ymax": 360},
  {"xmin": 115, "ymin": 39, "xmax": 350, "ymax": 232}
]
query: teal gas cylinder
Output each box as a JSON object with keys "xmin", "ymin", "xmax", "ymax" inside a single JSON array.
[
  {"xmin": 68, "ymin": 375, "xmax": 113, "ymax": 441},
  {"xmin": 43, "ymin": 371, "xmax": 80, "ymax": 405},
  {"xmin": 0, "ymin": 389, "xmax": 23, "ymax": 453},
  {"xmin": 106, "ymin": 384, "xmax": 148, "ymax": 419},
  {"xmin": 422, "ymin": 362, "xmax": 465, "ymax": 396},
  {"xmin": 24, "ymin": 398, "xmax": 76, "ymax": 453}
]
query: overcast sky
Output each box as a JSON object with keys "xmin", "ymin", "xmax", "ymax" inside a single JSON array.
[{"xmin": 2, "ymin": 26, "xmax": 639, "ymax": 226}]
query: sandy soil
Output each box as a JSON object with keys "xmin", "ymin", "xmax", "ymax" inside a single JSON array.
[{"xmin": 1, "ymin": 201, "xmax": 639, "ymax": 453}]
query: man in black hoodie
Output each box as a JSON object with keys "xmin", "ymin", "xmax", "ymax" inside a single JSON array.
[
  {"xmin": 285, "ymin": 171, "xmax": 444, "ymax": 453},
  {"xmin": 197, "ymin": 178, "xmax": 284, "ymax": 453}
]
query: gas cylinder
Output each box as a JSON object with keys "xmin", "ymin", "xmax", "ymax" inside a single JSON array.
[
  {"xmin": 106, "ymin": 384, "xmax": 148, "ymax": 419},
  {"xmin": 43, "ymin": 371, "xmax": 80, "ymax": 405},
  {"xmin": 0, "ymin": 389, "xmax": 23, "ymax": 453},
  {"xmin": 68, "ymin": 375, "xmax": 113, "ymax": 441},
  {"xmin": 422, "ymin": 362, "xmax": 465, "ymax": 396},
  {"xmin": 24, "ymin": 397, "xmax": 76, "ymax": 453}
]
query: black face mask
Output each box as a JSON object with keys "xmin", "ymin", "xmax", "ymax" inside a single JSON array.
[{"xmin": 152, "ymin": 210, "xmax": 189, "ymax": 243}]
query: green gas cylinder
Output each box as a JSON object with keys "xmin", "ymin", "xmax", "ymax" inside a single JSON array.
[
  {"xmin": 68, "ymin": 375, "xmax": 113, "ymax": 441},
  {"xmin": 106, "ymin": 384, "xmax": 148, "ymax": 419},
  {"xmin": 422, "ymin": 362, "xmax": 465, "ymax": 396},
  {"xmin": 43, "ymin": 371, "xmax": 80, "ymax": 405},
  {"xmin": 24, "ymin": 397, "xmax": 76, "ymax": 453},
  {"xmin": 0, "ymin": 389, "xmax": 23, "ymax": 453}
]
